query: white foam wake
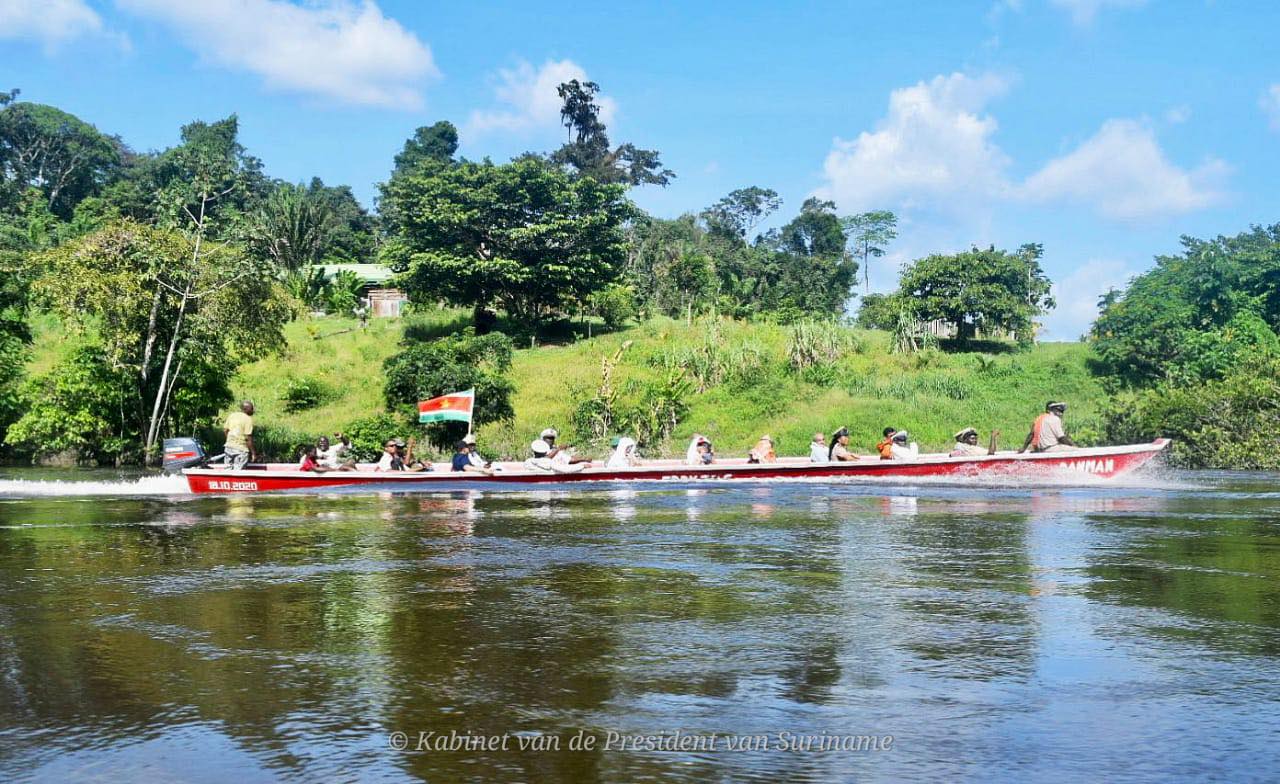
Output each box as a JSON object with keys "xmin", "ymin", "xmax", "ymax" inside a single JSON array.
[{"xmin": 0, "ymin": 474, "xmax": 189, "ymax": 498}]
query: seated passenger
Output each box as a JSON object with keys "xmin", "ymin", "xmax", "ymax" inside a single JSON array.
[
  {"xmin": 888, "ymin": 430, "xmax": 919, "ymax": 461},
  {"xmin": 829, "ymin": 427, "xmax": 857, "ymax": 462},
  {"xmin": 451, "ymin": 440, "xmax": 491, "ymax": 474},
  {"xmin": 398, "ymin": 438, "xmax": 433, "ymax": 472},
  {"xmin": 951, "ymin": 427, "xmax": 999, "ymax": 457},
  {"xmin": 697, "ymin": 439, "xmax": 715, "ymax": 465},
  {"xmin": 462, "ymin": 434, "xmax": 494, "ymax": 470},
  {"xmin": 297, "ymin": 445, "xmax": 331, "ymax": 473},
  {"xmin": 317, "ymin": 435, "xmax": 356, "ymax": 471},
  {"xmin": 747, "ymin": 435, "xmax": 777, "ymax": 464},
  {"xmin": 375, "ymin": 439, "xmax": 403, "ymax": 471},
  {"xmin": 876, "ymin": 427, "xmax": 896, "ymax": 460},
  {"xmin": 809, "ymin": 432, "xmax": 828, "ymax": 463},
  {"xmin": 607, "ymin": 436, "xmax": 640, "ymax": 468},
  {"xmin": 526, "ymin": 438, "xmax": 585, "ymax": 473},
  {"xmin": 686, "ymin": 435, "xmax": 709, "ymax": 465},
  {"xmin": 539, "ymin": 428, "xmax": 591, "ymax": 465}
]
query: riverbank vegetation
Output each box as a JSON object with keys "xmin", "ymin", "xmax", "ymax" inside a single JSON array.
[
  {"xmin": 208, "ymin": 313, "xmax": 1102, "ymax": 462},
  {"xmin": 1, "ymin": 84, "xmax": 1273, "ymax": 468}
]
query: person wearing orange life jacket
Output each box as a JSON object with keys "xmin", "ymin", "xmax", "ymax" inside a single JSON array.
[
  {"xmin": 876, "ymin": 427, "xmax": 896, "ymax": 460},
  {"xmin": 1019, "ymin": 401, "xmax": 1077, "ymax": 453}
]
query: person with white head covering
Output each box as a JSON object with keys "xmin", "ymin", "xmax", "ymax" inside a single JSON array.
[
  {"xmin": 607, "ymin": 437, "xmax": 640, "ymax": 468},
  {"xmin": 950, "ymin": 427, "xmax": 1000, "ymax": 457},
  {"xmin": 887, "ymin": 430, "xmax": 919, "ymax": 461},
  {"xmin": 686, "ymin": 434, "xmax": 710, "ymax": 465}
]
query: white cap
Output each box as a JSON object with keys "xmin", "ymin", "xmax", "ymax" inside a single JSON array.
[
  {"xmin": 893, "ymin": 430, "xmax": 909, "ymax": 442},
  {"xmin": 540, "ymin": 428, "xmax": 558, "ymax": 439},
  {"xmin": 462, "ymin": 434, "xmax": 476, "ymax": 445},
  {"xmin": 531, "ymin": 439, "xmax": 551, "ymax": 456}
]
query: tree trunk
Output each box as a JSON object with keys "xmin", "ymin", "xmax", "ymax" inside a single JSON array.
[{"xmin": 143, "ymin": 283, "xmax": 190, "ymax": 463}]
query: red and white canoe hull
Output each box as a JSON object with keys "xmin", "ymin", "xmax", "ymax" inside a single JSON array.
[{"xmin": 181, "ymin": 439, "xmax": 1171, "ymax": 494}]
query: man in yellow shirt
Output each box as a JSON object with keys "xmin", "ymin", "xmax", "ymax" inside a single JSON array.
[{"xmin": 223, "ymin": 400, "xmax": 256, "ymax": 470}]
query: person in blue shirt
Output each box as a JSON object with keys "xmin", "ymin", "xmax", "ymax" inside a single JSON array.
[{"xmin": 451, "ymin": 440, "xmax": 491, "ymax": 474}]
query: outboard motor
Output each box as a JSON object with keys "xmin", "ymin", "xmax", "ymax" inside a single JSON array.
[{"xmin": 162, "ymin": 437, "xmax": 208, "ymax": 473}]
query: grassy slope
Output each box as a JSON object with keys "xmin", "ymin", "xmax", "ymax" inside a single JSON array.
[{"xmin": 225, "ymin": 314, "xmax": 1105, "ymax": 461}]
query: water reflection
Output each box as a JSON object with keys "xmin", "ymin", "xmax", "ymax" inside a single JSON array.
[{"xmin": 0, "ymin": 473, "xmax": 1278, "ymax": 782}]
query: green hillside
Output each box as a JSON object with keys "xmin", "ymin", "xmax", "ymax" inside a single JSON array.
[{"xmin": 220, "ymin": 314, "xmax": 1105, "ymax": 461}]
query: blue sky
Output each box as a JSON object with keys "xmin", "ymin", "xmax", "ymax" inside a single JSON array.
[{"xmin": 3, "ymin": 0, "xmax": 1278, "ymax": 339}]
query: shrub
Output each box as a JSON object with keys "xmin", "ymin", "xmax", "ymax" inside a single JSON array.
[
  {"xmin": 280, "ymin": 377, "xmax": 330, "ymax": 412},
  {"xmin": 382, "ymin": 330, "xmax": 515, "ymax": 448},
  {"xmin": 1103, "ymin": 360, "xmax": 1280, "ymax": 468},
  {"xmin": 590, "ymin": 283, "xmax": 638, "ymax": 330},
  {"xmin": 342, "ymin": 412, "xmax": 408, "ymax": 462}
]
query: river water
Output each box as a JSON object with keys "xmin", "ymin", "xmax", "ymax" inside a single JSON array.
[{"xmin": 0, "ymin": 468, "xmax": 1277, "ymax": 783}]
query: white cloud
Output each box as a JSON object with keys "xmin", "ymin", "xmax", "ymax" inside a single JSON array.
[
  {"xmin": 117, "ymin": 0, "xmax": 437, "ymax": 109},
  {"xmin": 467, "ymin": 59, "xmax": 616, "ymax": 136},
  {"xmin": 1021, "ymin": 119, "xmax": 1227, "ymax": 220},
  {"xmin": 1164, "ymin": 104, "xmax": 1191, "ymax": 125},
  {"xmin": 814, "ymin": 72, "xmax": 1013, "ymax": 214},
  {"xmin": 0, "ymin": 0, "xmax": 115, "ymax": 50},
  {"xmin": 1260, "ymin": 84, "xmax": 1280, "ymax": 131},
  {"xmin": 1042, "ymin": 258, "xmax": 1137, "ymax": 340},
  {"xmin": 1049, "ymin": 0, "xmax": 1147, "ymax": 26}
]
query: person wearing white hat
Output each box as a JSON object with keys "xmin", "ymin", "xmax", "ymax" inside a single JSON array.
[
  {"xmin": 950, "ymin": 427, "xmax": 1000, "ymax": 457},
  {"xmin": 887, "ymin": 430, "xmax": 919, "ymax": 461},
  {"xmin": 530, "ymin": 427, "xmax": 591, "ymax": 468},
  {"xmin": 525, "ymin": 436, "xmax": 586, "ymax": 474}
]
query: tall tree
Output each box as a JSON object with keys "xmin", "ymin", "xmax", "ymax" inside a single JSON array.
[
  {"xmin": 775, "ymin": 198, "xmax": 847, "ymax": 257},
  {"xmin": 549, "ymin": 80, "xmax": 674, "ymax": 187},
  {"xmin": 380, "ymin": 156, "xmax": 633, "ymax": 327},
  {"xmin": 0, "ymin": 101, "xmax": 122, "ymax": 217},
  {"xmin": 1091, "ymin": 224, "xmax": 1280, "ymax": 387},
  {"xmin": 28, "ymin": 220, "xmax": 290, "ymax": 462},
  {"xmin": 392, "ymin": 121, "xmax": 459, "ymax": 177},
  {"xmin": 841, "ymin": 210, "xmax": 898, "ymax": 291},
  {"xmin": 898, "ymin": 245, "xmax": 1054, "ymax": 343},
  {"xmin": 702, "ymin": 187, "xmax": 781, "ymax": 241}
]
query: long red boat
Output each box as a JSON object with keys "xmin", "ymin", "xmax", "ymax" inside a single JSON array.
[{"xmin": 175, "ymin": 439, "xmax": 1171, "ymax": 494}]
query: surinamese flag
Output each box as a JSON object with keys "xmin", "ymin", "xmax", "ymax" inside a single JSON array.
[{"xmin": 418, "ymin": 388, "xmax": 475, "ymax": 424}]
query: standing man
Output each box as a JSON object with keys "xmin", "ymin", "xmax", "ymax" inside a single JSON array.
[
  {"xmin": 1019, "ymin": 402, "xmax": 1076, "ymax": 453},
  {"xmin": 223, "ymin": 400, "xmax": 256, "ymax": 470}
]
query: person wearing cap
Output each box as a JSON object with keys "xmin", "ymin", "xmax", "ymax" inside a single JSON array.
[
  {"xmin": 829, "ymin": 427, "xmax": 856, "ymax": 462},
  {"xmin": 887, "ymin": 430, "xmax": 919, "ymax": 461},
  {"xmin": 1019, "ymin": 402, "xmax": 1076, "ymax": 453},
  {"xmin": 809, "ymin": 432, "xmax": 828, "ymax": 462},
  {"xmin": 951, "ymin": 427, "xmax": 999, "ymax": 457},
  {"xmin": 875, "ymin": 427, "xmax": 896, "ymax": 460},
  {"xmin": 537, "ymin": 427, "xmax": 591, "ymax": 465},
  {"xmin": 747, "ymin": 435, "xmax": 777, "ymax": 464},
  {"xmin": 462, "ymin": 433, "xmax": 492, "ymax": 470}
]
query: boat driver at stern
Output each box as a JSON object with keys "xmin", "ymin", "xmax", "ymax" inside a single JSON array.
[{"xmin": 1019, "ymin": 401, "xmax": 1077, "ymax": 453}]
